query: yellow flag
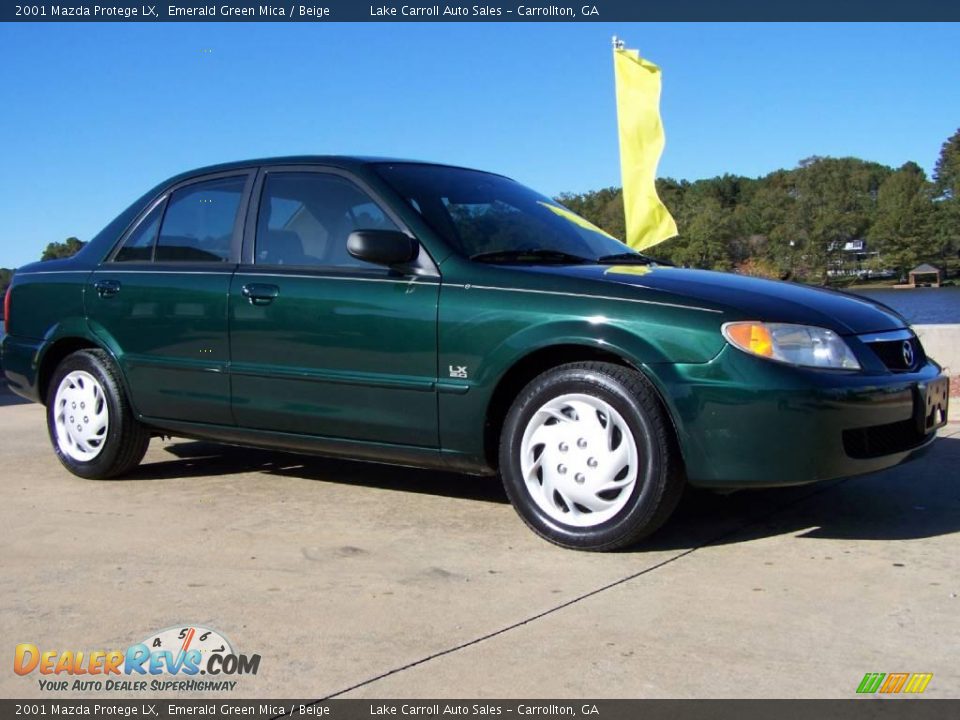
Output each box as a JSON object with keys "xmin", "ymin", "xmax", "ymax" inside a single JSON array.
[{"xmin": 614, "ymin": 46, "xmax": 678, "ymax": 250}]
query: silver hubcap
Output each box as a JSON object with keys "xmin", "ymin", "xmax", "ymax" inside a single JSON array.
[
  {"xmin": 520, "ymin": 393, "xmax": 638, "ymax": 527},
  {"xmin": 53, "ymin": 371, "xmax": 109, "ymax": 462}
]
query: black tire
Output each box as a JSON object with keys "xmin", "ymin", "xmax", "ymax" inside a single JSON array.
[
  {"xmin": 45, "ymin": 349, "xmax": 150, "ymax": 479},
  {"xmin": 499, "ymin": 361, "xmax": 684, "ymax": 551}
]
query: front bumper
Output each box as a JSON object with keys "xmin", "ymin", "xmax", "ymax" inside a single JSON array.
[{"xmin": 653, "ymin": 345, "xmax": 947, "ymax": 488}]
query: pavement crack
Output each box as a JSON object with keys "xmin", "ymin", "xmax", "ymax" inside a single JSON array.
[{"xmin": 285, "ymin": 478, "xmax": 847, "ymax": 710}]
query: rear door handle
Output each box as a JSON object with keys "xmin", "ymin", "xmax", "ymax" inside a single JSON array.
[
  {"xmin": 94, "ymin": 279, "xmax": 121, "ymax": 298},
  {"xmin": 241, "ymin": 283, "xmax": 280, "ymax": 306}
]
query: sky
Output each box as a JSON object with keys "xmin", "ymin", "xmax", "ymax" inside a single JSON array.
[{"xmin": 1, "ymin": 21, "xmax": 959, "ymax": 269}]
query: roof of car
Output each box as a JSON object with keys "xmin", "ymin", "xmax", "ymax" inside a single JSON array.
[{"xmin": 173, "ymin": 155, "xmax": 495, "ymax": 180}]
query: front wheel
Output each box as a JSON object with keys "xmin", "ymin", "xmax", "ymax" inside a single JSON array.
[
  {"xmin": 46, "ymin": 349, "xmax": 150, "ymax": 479},
  {"xmin": 499, "ymin": 362, "xmax": 684, "ymax": 551}
]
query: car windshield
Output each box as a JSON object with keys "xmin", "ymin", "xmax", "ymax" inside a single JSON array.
[{"xmin": 374, "ymin": 163, "xmax": 635, "ymax": 263}]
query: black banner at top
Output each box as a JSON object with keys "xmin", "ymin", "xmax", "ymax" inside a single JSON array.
[{"xmin": 3, "ymin": 0, "xmax": 960, "ymax": 22}]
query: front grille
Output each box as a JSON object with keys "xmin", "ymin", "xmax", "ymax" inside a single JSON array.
[
  {"xmin": 843, "ymin": 418, "xmax": 930, "ymax": 459},
  {"xmin": 865, "ymin": 335, "xmax": 925, "ymax": 372}
]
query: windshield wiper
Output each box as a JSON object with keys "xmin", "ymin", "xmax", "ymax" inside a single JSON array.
[
  {"xmin": 470, "ymin": 249, "xmax": 594, "ymax": 265},
  {"xmin": 595, "ymin": 252, "xmax": 655, "ymax": 265}
]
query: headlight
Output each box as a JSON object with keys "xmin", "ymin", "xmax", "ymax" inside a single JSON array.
[{"xmin": 722, "ymin": 322, "xmax": 860, "ymax": 370}]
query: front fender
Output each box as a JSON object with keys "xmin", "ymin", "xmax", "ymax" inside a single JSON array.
[
  {"xmin": 439, "ymin": 286, "xmax": 725, "ymax": 388},
  {"xmin": 436, "ymin": 289, "xmax": 726, "ymax": 469}
]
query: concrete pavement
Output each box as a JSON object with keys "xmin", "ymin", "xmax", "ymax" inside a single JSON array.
[{"xmin": 0, "ymin": 392, "xmax": 958, "ymax": 699}]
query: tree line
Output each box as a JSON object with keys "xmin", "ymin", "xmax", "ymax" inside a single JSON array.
[{"xmin": 560, "ymin": 128, "xmax": 960, "ymax": 284}]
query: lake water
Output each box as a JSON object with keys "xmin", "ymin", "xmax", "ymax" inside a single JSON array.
[{"xmin": 850, "ymin": 287, "xmax": 960, "ymax": 325}]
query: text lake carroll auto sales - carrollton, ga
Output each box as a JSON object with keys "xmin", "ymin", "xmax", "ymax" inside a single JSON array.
[
  {"xmin": 12, "ymin": 626, "xmax": 260, "ymax": 693},
  {"xmin": 366, "ymin": 6, "xmax": 599, "ymax": 17},
  {"xmin": 369, "ymin": 705, "xmax": 599, "ymax": 715}
]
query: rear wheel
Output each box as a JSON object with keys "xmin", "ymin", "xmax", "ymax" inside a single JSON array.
[
  {"xmin": 46, "ymin": 349, "xmax": 150, "ymax": 479},
  {"xmin": 499, "ymin": 362, "xmax": 683, "ymax": 551}
]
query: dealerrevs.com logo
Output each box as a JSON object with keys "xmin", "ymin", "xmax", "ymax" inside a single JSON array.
[{"xmin": 14, "ymin": 626, "xmax": 261, "ymax": 692}]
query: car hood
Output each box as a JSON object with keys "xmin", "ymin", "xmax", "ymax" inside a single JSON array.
[{"xmin": 525, "ymin": 264, "xmax": 908, "ymax": 335}]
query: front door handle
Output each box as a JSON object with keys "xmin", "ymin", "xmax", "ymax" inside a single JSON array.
[
  {"xmin": 94, "ymin": 279, "xmax": 121, "ymax": 298},
  {"xmin": 241, "ymin": 283, "xmax": 280, "ymax": 306}
]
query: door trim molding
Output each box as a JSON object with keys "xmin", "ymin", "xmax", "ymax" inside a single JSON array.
[{"xmin": 229, "ymin": 364, "xmax": 435, "ymax": 392}]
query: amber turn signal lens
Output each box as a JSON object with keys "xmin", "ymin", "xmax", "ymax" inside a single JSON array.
[{"xmin": 724, "ymin": 322, "xmax": 774, "ymax": 358}]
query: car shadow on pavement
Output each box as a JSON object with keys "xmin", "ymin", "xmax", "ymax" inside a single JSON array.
[
  {"xmin": 128, "ymin": 440, "xmax": 510, "ymax": 504},
  {"xmin": 647, "ymin": 435, "xmax": 960, "ymax": 550},
  {"xmin": 128, "ymin": 435, "xmax": 960, "ymax": 547}
]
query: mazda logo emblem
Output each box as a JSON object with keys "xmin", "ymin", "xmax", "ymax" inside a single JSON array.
[{"xmin": 902, "ymin": 340, "xmax": 915, "ymax": 368}]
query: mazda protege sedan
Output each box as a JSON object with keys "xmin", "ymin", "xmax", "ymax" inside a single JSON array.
[{"xmin": 2, "ymin": 157, "xmax": 950, "ymax": 550}]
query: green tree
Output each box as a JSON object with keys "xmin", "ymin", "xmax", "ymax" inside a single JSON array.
[
  {"xmin": 0, "ymin": 267, "xmax": 12, "ymax": 301},
  {"xmin": 734, "ymin": 170, "xmax": 795, "ymax": 276},
  {"xmin": 689, "ymin": 198, "xmax": 739, "ymax": 270},
  {"xmin": 932, "ymin": 129, "xmax": 960, "ymax": 274},
  {"xmin": 867, "ymin": 162, "xmax": 937, "ymax": 276},
  {"xmin": 655, "ymin": 177, "xmax": 687, "ymax": 220},
  {"xmin": 41, "ymin": 237, "xmax": 85, "ymax": 261},
  {"xmin": 787, "ymin": 156, "xmax": 890, "ymax": 284},
  {"xmin": 933, "ymin": 128, "xmax": 960, "ymax": 200},
  {"xmin": 932, "ymin": 200, "xmax": 960, "ymax": 270},
  {"xmin": 665, "ymin": 193, "xmax": 739, "ymax": 270}
]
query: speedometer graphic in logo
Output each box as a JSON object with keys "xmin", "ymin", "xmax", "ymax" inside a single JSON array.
[{"xmin": 141, "ymin": 625, "xmax": 233, "ymax": 670}]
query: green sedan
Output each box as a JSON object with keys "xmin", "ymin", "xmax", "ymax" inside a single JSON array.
[{"xmin": 1, "ymin": 157, "xmax": 950, "ymax": 550}]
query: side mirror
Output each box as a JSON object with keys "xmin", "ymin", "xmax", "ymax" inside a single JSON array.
[{"xmin": 347, "ymin": 230, "xmax": 419, "ymax": 267}]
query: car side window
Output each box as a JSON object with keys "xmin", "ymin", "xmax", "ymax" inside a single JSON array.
[
  {"xmin": 154, "ymin": 177, "xmax": 245, "ymax": 263},
  {"xmin": 256, "ymin": 172, "xmax": 399, "ymax": 269},
  {"xmin": 114, "ymin": 201, "xmax": 164, "ymax": 262}
]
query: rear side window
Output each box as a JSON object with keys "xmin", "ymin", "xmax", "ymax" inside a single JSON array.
[
  {"xmin": 155, "ymin": 177, "xmax": 245, "ymax": 262},
  {"xmin": 114, "ymin": 201, "xmax": 164, "ymax": 262},
  {"xmin": 255, "ymin": 172, "xmax": 399, "ymax": 269}
]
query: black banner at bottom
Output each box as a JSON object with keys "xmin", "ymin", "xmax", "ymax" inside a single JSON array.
[{"xmin": 3, "ymin": 700, "xmax": 959, "ymax": 720}]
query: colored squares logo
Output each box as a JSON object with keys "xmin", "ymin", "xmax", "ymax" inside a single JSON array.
[{"xmin": 857, "ymin": 672, "xmax": 933, "ymax": 694}]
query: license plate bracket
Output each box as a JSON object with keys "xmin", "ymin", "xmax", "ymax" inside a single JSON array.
[{"xmin": 917, "ymin": 377, "xmax": 950, "ymax": 434}]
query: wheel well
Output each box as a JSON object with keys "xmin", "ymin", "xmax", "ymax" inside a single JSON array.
[
  {"xmin": 483, "ymin": 344, "xmax": 679, "ymax": 469},
  {"xmin": 37, "ymin": 338, "xmax": 100, "ymax": 404}
]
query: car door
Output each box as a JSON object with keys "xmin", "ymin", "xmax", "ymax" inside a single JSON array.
[
  {"xmin": 228, "ymin": 167, "xmax": 440, "ymax": 447},
  {"xmin": 87, "ymin": 171, "xmax": 253, "ymax": 425}
]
